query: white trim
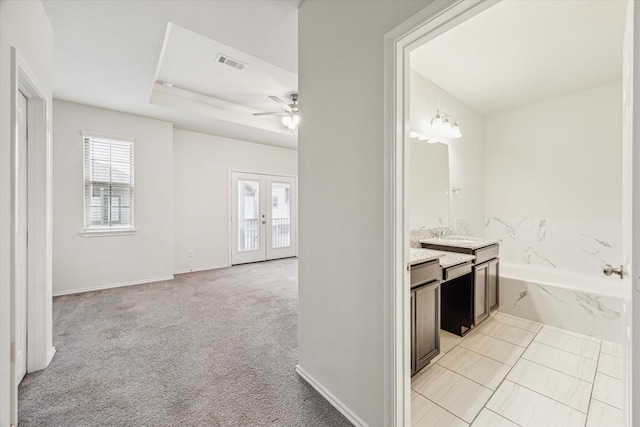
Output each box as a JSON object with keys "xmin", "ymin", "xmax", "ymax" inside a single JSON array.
[
  {"xmin": 173, "ymin": 264, "xmax": 230, "ymax": 275},
  {"xmin": 52, "ymin": 275, "xmax": 174, "ymax": 297},
  {"xmin": 382, "ymin": 2, "xmax": 499, "ymax": 425},
  {"xmin": 47, "ymin": 347, "xmax": 56, "ymax": 365},
  {"xmin": 81, "ymin": 129, "xmax": 135, "ymax": 144},
  {"xmin": 80, "ymin": 229, "xmax": 137, "ymax": 237},
  {"xmin": 11, "ymin": 47, "xmax": 53, "ymax": 380},
  {"xmin": 295, "ymin": 365, "xmax": 369, "ymax": 427}
]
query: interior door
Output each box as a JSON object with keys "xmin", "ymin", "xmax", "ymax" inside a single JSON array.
[
  {"xmin": 231, "ymin": 172, "xmax": 297, "ymax": 265},
  {"xmin": 15, "ymin": 91, "xmax": 28, "ymax": 384},
  {"xmin": 621, "ymin": 1, "xmax": 636, "ymax": 423}
]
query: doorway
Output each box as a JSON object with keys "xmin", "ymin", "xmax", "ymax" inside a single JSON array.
[
  {"xmin": 385, "ymin": 1, "xmax": 637, "ymax": 425},
  {"xmin": 230, "ymin": 171, "xmax": 297, "ymax": 265}
]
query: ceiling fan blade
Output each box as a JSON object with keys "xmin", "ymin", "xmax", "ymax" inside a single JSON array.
[
  {"xmin": 269, "ymin": 96, "xmax": 292, "ymax": 112},
  {"xmin": 253, "ymin": 111, "xmax": 287, "ymax": 116}
]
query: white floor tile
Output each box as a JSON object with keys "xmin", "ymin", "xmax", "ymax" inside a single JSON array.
[
  {"xmin": 506, "ymin": 359, "xmax": 591, "ymax": 412},
  {"xmin": 521, "ymin": 341, "xmax": 597, "ymax": 382},
  {"xmin": 411, "ymin": 391, "xmax": 468, "ymax": 427},
  {"xmin": 597, "ymin": 353, "xmax": 621, "ymax": 379},
  {"xmin": 441, "ymin": 329, "xmax": 464, "ymax": 353},
  {"xmin": 486, "ymin": 380, "xmax": 586, "ymax": 427},
  {"xmin": 470, "ymin": 408, "xmax": 518, "ymax": 427},
  {"xmin": 586, "ymin": 399, "xmax": 623, "ymax": 427},
  {"xmin": 412, "ymin": 364, "xmax": 492, "ymax": 423},
  {"xmin": 458, "ymin": 331, "xmax": 525, "ymax": 366},
  {"xmin": 543, "ymin": 324, "xmax": 601, "ymax": 342},
  {"xmin": 600, "ymin": 340, "xmax": 622, "ymax": 358},
  {"xmin": 534, "ymin": 326, "xmax": 600, "ymax": 360},
  {"xmin": 475, "ymin": 320, "xmax": 535, "ymax": 347},
  {"xmin": 494, "ymin": 312, "xmax": 543, "ymax": 333},
  {"xmin": 437, "ymin": 346, "xmax": 510, "ymax": 390},
  {"xmin": 592, "ymin": 373, "xmax": 622, "ymax": 409}
]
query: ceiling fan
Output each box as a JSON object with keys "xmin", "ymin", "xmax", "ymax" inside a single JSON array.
[{"xmin": 253, "ymin": 93, "xmax": 299, "ymax": 130}]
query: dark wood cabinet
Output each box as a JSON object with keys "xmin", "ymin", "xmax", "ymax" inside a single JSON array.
[
  {"xmin": 473, "ymin": 256, "xmax": 499, "ymax": 325},
  {"xmin": 410, "ymin": 259, "xmax": 441, "ymax": 376}
]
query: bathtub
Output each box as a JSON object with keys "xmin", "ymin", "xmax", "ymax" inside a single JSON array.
[{"xmin": 499, "ymin": 262, "xmax": 623, "ymax": 342}]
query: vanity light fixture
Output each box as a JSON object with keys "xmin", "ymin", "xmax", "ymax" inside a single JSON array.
[{"xmin": 430, "ymin": 109, "xmax": 462, "ymax": 141}]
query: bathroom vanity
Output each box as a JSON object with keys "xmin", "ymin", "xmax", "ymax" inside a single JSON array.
[{"xmin": 420, "ymin": 236, "xmax": 500, "ymax": 336}]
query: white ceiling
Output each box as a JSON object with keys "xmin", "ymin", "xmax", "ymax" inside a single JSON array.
[
  {"xmin": 411, "ymin": 0, "xmax": 626, "ymax": 116},
  {"xmin": 41, "ymin": 0, "xmax": 300, "ymax": 149}
]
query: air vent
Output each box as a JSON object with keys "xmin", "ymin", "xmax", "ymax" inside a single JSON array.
[{"xmin": 215, "ymin": 53, "xmax": 248, "ymax": 71}]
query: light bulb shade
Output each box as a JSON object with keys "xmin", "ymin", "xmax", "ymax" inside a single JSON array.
[
  {"xmin": 448, "ymin": 124, "xmax": 462, "ymax": 139},
  {"xmin": 418, "ymin": 135, "xmax": 429, "ymax": 141},
  {"xmin": 409, "ymin": 131, "xmax": 420, "ymax": 139},
  {"xmin": 430, "ymin": 116, "xmax": 443, "ymax": 133},
  {"xmin": 282, "ymin": 114, "xmax": 298, "ymax": 130}
]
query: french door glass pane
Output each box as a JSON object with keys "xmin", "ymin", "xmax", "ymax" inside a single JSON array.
[
  {"xmin": 238, "ymin": 179, "xmax": 260, "ymax": 251},
  {"xmin": 271, "ymin": 182, "xmax": 291, "ymax": 248}
]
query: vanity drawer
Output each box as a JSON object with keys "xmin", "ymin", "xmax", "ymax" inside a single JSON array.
[
  {"xmin": 475, "ymin": 244, "xmax": 499, "ymax": 264},
  {"xmin": 411, "ymin": 260, "xmax": 441, "ymax": 288},
  {"xmin": 444, "ymin": 261, "xmax": 472, "ymax": 281}
]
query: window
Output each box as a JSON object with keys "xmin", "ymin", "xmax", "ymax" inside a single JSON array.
[{"xmin": 83, "ymin": 132, "xmax": 134, "ymax": 231}]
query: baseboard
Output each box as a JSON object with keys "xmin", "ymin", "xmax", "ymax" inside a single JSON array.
[
  {"xmin": 52, "ymin": 275, "xmax": 175, "ymax": 296},
  {"xmin": 173, "ymin": 264, "xmax": 229, "ymax": 275},
  {"xmin": 295, "ymin": 365, "xmax": 369, "ymax": 427},
  {"xmin": 47, "ymin": 347, "xmax": 56, "ymax": 365}
]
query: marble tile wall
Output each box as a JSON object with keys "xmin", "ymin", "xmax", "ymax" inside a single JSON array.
[
  {"xmin": 499, "ymin": 276, "xmax": 623, "ymax": 342},
  {"xmin": 484, "ymin": 217, "xmax": 621, "ymax": 275}
]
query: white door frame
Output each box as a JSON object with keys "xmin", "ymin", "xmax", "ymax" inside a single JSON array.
[
  {"xmin": 9, "ymin": 47, "xmax": 55, "ymax": 425},
  {"xmin": 382, "ymin": 0, "xmax": 636, "ymax": 425}
]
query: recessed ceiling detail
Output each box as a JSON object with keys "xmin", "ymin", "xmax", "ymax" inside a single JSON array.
[{"xmin": 152, "ymin": 23, "xmax": 298, "ymax": 136}]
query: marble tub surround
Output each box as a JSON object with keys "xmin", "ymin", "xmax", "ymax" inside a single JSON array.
[
  {"xmin": 409, "ymin": 248, "xmax": 446, "ymax": 266},
  {"xmin": 411, "ymin": 312, "xmax": 623, "ymax": 427},
  {"xmin": 499, "ymin": 271, "xmax": 623, "ymax": 342},
  {"xmin": 484, "ymin": 217, "xmax": 621, "ymax": 275}
]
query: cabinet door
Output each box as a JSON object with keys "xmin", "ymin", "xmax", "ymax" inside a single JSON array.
[
  {"xmin": 415, "ymin": 281, "xmax": 440, "ymax": 372},
  {"xmin": 488, "ymin": 259, "xmax": 499, "ymax": 312},
  {"xmin": 474, "ymin": 263, "xmax": 488, "ymax": 324}
]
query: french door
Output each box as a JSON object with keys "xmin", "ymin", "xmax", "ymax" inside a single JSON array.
[{"xmin": 231, "ymin": 172, "xmax": 297, "ymax": 265}]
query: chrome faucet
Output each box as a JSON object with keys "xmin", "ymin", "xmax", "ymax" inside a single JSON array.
[{"xmin": 437, "ymin": 227, "xmax": 454, "ymax": 239}]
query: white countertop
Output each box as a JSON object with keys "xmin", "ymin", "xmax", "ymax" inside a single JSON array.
[
  {"xmin": 409, "ymin": 248, "xmax": 476, "ymax": 269},
  {"xmin": 409, "ymin": 248, "xmax": 445, "ymax": 266},
  {"xmin": 419, "ymin": 235, "xmax": 501, "ymax": 250},
  {"xmin": 439, "ymin": 252, "xmax": 476, "ymax": 268}
]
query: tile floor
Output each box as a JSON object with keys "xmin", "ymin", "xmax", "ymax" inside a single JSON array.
[{"xmin": 412, "ymin": 312, "xmax": 623, "ymax": 427}]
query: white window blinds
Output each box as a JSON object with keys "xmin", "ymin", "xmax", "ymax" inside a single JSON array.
[{"xmin": 83, "ymin": 133, "xmax": 134, "ymax": 230}]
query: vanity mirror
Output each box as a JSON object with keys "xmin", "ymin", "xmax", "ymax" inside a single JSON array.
[{"xmin": 409, "ymin": 140, "xmax": 450, "ymax": 230}]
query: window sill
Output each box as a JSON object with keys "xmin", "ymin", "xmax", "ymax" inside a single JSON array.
[{"xmin": 80, "ymin": 229, "xmax": 137, "ymax": 238}]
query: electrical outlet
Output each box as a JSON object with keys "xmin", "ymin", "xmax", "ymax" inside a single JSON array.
[{"xmin": 188, "ymin": 250, "xmax": 194, "ymax": 257}]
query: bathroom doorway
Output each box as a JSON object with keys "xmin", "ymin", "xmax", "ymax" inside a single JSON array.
[{"xmin": 385, "ymin": 1, "xmax": 637, "ymax": 425}]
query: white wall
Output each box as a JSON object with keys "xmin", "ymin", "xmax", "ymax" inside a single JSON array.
[
  {"xmin": 172, "ymin": 129, "xmax": 297, "ymax": 273},
  {"xmin": 484, "ymin": 82, "xmax": 622, "ymax": 273},
  {"xmin": 298, "ymin": 1, "xmax": 431, "ymax": 425},
  {"xmin": 410, "ymin": 70, "xmax": 486, "ymax": 235},
  {"xmin": 52, "ymin": 100, "xmax": 174, "ymax": 294},
  {"xmin": 0, "ymin": 0, "xmax": 53, "ymax": 423}
]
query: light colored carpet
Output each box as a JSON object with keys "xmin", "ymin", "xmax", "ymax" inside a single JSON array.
[{"xmin": 19, "ymin": 259, "xmax": 352, "ymax": 426}]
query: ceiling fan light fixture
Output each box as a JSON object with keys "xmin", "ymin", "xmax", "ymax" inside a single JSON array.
[{"xmin": 282, "ymin": 114, "xmax": 298, "ymax": 130}]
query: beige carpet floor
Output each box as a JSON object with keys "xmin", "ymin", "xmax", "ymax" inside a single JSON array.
[{"xmin": 19, "ymin": 259, "xmax": 352, "ymax": 427}]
